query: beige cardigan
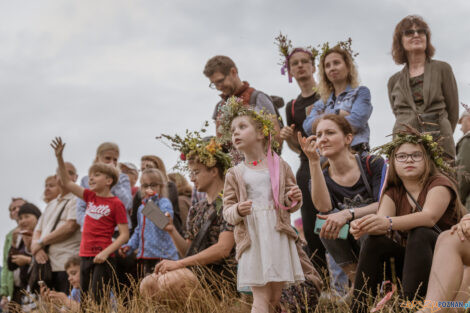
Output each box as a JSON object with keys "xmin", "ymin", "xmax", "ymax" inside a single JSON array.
[
  {"xmin": 388, "ymin": 59, "xmax": 459, "ymax": 157},
  {"xmin": 223, "ymin": 159, "xmax": 322, "ymax": 291}
]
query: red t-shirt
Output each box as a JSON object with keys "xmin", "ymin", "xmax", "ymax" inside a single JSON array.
[{"xmin": 80, "ymin": 189, "xmax": 128, "ymax": 257}]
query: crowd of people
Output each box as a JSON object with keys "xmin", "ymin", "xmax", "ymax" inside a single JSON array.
[{"xmin": 2, "ymin": 14, "xmax": 470, "ymax": 313}]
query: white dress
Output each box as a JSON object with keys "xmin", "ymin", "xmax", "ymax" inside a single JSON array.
[{"xmin": 237, "ymin": 164, "xmax": 304, "ymax": 289}]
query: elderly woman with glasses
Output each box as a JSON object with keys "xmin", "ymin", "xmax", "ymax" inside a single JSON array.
[
  {"xmin": 388, "ymin": 15, "xmax": 459, "ymax": 160},
  {"xmin": 348, "ymin": 131, "xmax": 464, "ymax": 313}
]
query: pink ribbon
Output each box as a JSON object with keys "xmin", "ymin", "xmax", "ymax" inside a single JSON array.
[{"xmin": 267, "ymin": 136, "xmax": 298, "ymax": 210}]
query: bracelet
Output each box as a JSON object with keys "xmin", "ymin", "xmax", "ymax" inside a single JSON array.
[
  {"xmin": 348, "ymin": 208, "xmax": 355, "ymax": 221},
  {"xmin": 386, "ymin": 216, "xmax": 393, "ymax": 235}
]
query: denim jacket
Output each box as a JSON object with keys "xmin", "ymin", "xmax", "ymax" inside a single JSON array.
[
  {"xmin": 125, "ymin": 195, "xmax": 179, "ymax": 260},
  {"xmin": 302, "ymin": 85, "xmax": 372, "ymax": 147}
]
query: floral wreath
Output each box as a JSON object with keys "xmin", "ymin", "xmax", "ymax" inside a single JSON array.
[
  {"xmin": 156, "ymin": 121, "xmax": 232, "ymax": 175},
  {"xmin": 372, "ymin": 125, "xmax": 453, "ymax": 173},
  {"xmin": 318, "ymin": 37, "xmax": 359, "ymax": 62},
  {"xmin": 216, "ymin": 96, "xmax": 280, "ymax": 152},
  {"xmin": 275, "ymin": 32, "xmax": 319, "ymax": 83}
]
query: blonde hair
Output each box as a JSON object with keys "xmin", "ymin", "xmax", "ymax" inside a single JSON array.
[
  {"xmin": 94, "ymin": 142, "xmax": 120, "ymax": 163},
  {"xmin": 318, "ymin": 46, "xmax": 359, "ymax": 103},
  {"xmin": 141, "ymin": 155, "xmax": 167, "ymax": 177},
  {"xmin": 168, "ymin": 172, "xmax": 192, "ymax": 197},
  {"xmin": 88, "ymin": 163, "xmax": 120, "ymax": 188},
  {"xmin": 140, "ymin": 168, "xmax": 168, "ymax": 198}
]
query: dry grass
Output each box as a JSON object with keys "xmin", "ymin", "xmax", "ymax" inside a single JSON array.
[{"xmin": 24, "ymin": 270, "xmax": 436, "ymax": 313}]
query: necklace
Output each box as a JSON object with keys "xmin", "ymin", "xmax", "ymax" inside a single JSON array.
[{"xmin": 247, "ymin": 158, "xmax": 263, "ymax": 166}]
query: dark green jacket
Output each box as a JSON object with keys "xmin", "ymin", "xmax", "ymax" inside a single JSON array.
[
  {"xmin": 388, "ymin": 59, "xmax": 459, "ymax": 158},
  {"xmin": 457, "ymin": 132, "xmax": 470, "ymax": 212},
  {"xmin": 1, "ymin": 228, "xmax": 15, "ymax": 298}
]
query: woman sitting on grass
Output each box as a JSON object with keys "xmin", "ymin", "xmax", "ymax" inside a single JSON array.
[{"xmin": 349, "ymin": 128, "xmax": 463, "ymax": 312}]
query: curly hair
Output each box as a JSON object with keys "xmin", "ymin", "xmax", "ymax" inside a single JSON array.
[
  {"xmin": 317, "ymin": 46, "xmax": 359, "ymax": 103},
  {"xmin": 203, "ymin": 55, "xmax": 237, "ymax": 77},
  {"xmin": 391, "ymin": 15, "xmax": 435, "ymax": 65}
]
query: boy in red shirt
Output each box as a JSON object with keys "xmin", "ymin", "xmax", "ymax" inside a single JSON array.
[{"xmin": 51, "ymin": 137, "xmax": 129, "ymax": 304}]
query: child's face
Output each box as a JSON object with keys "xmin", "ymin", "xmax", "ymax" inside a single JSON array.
[
  {"xmin": 66, "ymin": 265, "xmax": 80, "ymax": 288},
  {"xmin": 89, "ymin": 171, "xmax": 113, "ymax": 192},
  {"xmin": 97, "ymin": 150, "xmax": 119, "ymax": 167},
  {"xmin": 140, "ymin": 174, "xmax": 162, "ymax": 197},
  {"xmin": 18, "ymin": 213, "xmax": 38, "ymax": 232},
  {"xmin": 231, "ymin": 116, "xmax": 263, "ymax": 152}
]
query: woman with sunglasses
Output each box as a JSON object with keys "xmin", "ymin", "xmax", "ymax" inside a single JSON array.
[
  {"xmin": 388, "ymin": 15, "xmax": 459, "ymax": 159},
  {"xmin": 349, "ymin": 131, "xmax": 464, "ymax": 313}
]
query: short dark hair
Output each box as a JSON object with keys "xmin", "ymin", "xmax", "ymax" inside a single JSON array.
[
  {"xmin": 203, "ymin": 55, "xmax": 237, "ymax": 77},
  {"xmin": 392, "ymin": 15, "xmax": 435, "ymax": 65}
]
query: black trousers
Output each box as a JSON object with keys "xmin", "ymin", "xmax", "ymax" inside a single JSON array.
[
  {"xmin": 351, "ymin": 227, "xmax": 438, "ymax": 313},
  {"xmin": 80, "ymin": 256, "xmax": 116, "ymax": 304},
  {"xmin": 297, "ymin": 159, "xmax": 328, "ymax": 271},
  {"xmin": 51, "ymin": 271, "xmax": 70, "ymax": 293},
  {"xmin": 136, "ymin": 258, "xmax": 161, "ymax": 280}
]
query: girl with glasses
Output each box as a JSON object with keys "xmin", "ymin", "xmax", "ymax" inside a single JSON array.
[
  {"xmin": 119, "ymin": 168, "xmax": 178, "ymax": 279},
  {"xmin": 388, "ymin": 15, "xmax": 459, "ymax": 160},
  {"xmin": 349, "ymin": 130, "xmax": 464, "ymax": 313}
]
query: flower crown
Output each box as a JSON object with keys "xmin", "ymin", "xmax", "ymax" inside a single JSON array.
[
  {"xmin": 274, "ymin": 32, "xmax": 319, "ymax": 83},
  {"xmin": 156, "ymin": 122, "xmax": 232, "ymax": 174},
  {"xmin": 372, "ymin": 125, "xmax": 452, "ymax": 173},
  {"xmin": 319, "ymin": 37, "xmax": 359, "ymax": 62},
  {"xmin": 216, "ymin": 96, "xmax": 280, "ymax": 152}
]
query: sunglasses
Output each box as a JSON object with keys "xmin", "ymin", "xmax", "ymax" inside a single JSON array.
[{"xmin": 403, "ymin": 29, "xmax": 427, "ymax": 37}]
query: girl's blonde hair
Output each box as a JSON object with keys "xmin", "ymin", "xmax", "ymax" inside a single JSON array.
[
  {"xmin": 318, "ymin": 46, "xmax": 359, "ymax": 103},
  {"xmin": 94, "ymin": 142, "xmax": 120, "ymax": 163},
  {"xmin": 140, "ymin": 168, "xmax": 168, "ymax": 198},
  {"xmin": 168, "ymin": 172, "xmax": 192, "ymax": 197}
]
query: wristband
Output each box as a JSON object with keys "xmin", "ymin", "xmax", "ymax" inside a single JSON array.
[
  {"xmin": 386, "ymin": 216, "xmax": 393, "ymax": 235},
  {"xmin": 348, "ymin": 208, "xmax": 355, "ymax": 221}
]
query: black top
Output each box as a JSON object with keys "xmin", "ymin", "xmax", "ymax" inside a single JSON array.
[
  {"xmin": 286, "ymin": 92, "xmax": 320, "ymax": 162},
  {"xmin": 323, "ymin": 155, "xmax": 384, "ymax": 211}
]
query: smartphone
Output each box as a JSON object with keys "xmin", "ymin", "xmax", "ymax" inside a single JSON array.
[
  {"xmin": 314, "ymin": 218, "xmax": 349, "ymax": 240},
  {"xmin": 142, "ymin": 200, "xmax": 169, "ymax": 230}
]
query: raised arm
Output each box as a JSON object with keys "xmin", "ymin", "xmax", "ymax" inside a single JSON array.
[
  {"xmin": 51, "ymin": 137, "xmax": 85, "ymax": 200},
  {"xmin": 297, "ymin": 132, "xmax": 332, "ymax": 212}
]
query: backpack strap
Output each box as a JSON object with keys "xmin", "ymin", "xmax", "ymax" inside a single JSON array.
[
  {"xmin": 250, "ymin": 90, "xmax": 285, "ymax": 128},
  {"xmin": 405, "ymin": 189, "xmax": 442, "ymax": 234},
  {"xmin": 355, "ymin": 154, "xmax": 373, "ymax": 199},
  {"xmin": 366, "ymin": 155, "xmax": 372, "ymax": 177},
  {"xmin": 291, "ymin": 99, "xmax": 297, "ymax": 120},
  {"xmin": 185, "ymin": 207, "xmax": 218, "ymax": 257}
]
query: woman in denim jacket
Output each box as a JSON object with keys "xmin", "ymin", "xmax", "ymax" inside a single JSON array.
[{"xmin": 303, "ymin": 43, "xmax": 372, "ymax": 155}]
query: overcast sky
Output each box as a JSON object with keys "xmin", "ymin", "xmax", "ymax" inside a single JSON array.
[{"xmin": 1, "ymin": 0, "xmax": 469, "ymax": 259}]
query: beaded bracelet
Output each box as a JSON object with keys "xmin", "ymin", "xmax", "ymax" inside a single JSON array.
[{"xmin": 385, "ymin": 216, "xmax": 393, "ymax": 236}]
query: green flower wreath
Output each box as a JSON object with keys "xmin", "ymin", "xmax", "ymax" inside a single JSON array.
[
  {"xmin": 318, "ymin": 37, "xmax": 359, "ymax": 61},
  {"xmin": 216, "ymin": 96, "xmax": 280, "ymax": 152},
  {"xmin": 372, "ymin": 126, "xmax": 453, "ymax": 173},
  {"xmin": 156, "ymin": 121, "xmax": 232, "ymax": 174}
]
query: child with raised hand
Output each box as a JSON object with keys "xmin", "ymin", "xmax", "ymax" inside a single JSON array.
[
  {"xmin": 119, "ymin": 168, "xmax": 178, "ymax": 278},
  {"xmin": 51, "ymin": 137, "xmax": 129, "ymax": 304},
  {"xmin": 220, "ymin": 97, "xmax": 305, "ymax": 313}
]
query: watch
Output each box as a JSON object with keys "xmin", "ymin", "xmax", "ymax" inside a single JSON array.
[
  {"xmin": 348, "ymin": 208, "xmax": 355, "ymax": 221},
  {"xmin": 37, "ymin": 239, "xmax": 45, "ymax": 248}
]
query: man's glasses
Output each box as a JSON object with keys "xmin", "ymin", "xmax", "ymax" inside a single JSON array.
[
  {"xmin": 209, "ymin": 75, "xmax": 227, "ymax": 89},
  {"xmin": 395, "ymin": 151, "xmax": 424, "ymax": 162},
  {"xmin": 403, "ymin": 29, "xmax": 427, "ymax": 37}
]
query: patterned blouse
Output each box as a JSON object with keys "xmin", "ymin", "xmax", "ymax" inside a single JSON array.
[
  {"xmin": 410, "ymin": 74, "xmax": 424, "ymax": 109},
  {"xmin": 184, "ymin": 196, "xmax": 235, "ymax": 260}
]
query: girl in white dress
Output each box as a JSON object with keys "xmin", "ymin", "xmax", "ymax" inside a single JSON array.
[{"xmin": 220, "ymin": 97, "xmax": 305, "ymax": 313}]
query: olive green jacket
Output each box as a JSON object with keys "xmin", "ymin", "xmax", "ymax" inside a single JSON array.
[
  {"xmin": 388, "ymin": 59, "xmax": 459, "ymax": 158},
  {"xmin": 1, "ymin": 228, "xmax": 15, "ymax": 298},
  {"xmin": 456, "ymin": 132, "xmax": 470, "ymax": 212}
]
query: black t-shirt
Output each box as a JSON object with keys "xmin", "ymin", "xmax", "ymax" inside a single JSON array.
[
  {"xmin": 323, "ymin": 155, "xmax": 385, "ymax": 211},
  {"xmin": 286, "ymin": 92, "xmax": 320, "ymax": 161}
]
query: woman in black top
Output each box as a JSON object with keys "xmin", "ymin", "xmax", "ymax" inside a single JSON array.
[{"xmin": 298, "ymin": 114, "xmax": 384, "ymax": 286}]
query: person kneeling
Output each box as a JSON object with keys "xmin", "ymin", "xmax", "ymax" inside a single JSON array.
[{"xmin": 140, "ymin": 133, "xmax": 236, "ymax": 301}]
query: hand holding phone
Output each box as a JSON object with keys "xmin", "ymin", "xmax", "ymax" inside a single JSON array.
[{"xmin": 314, "ymin": 216, "xmax": 349, "ymax": 240}]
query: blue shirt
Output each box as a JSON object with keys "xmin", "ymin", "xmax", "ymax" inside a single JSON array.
[
  {"xmin": 125, "ymin": 195, "xmax": 179, "ymax": 260},
  {"xmin": 302, "ymin": 85, "xmax": 372, "ymax": 147}
]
